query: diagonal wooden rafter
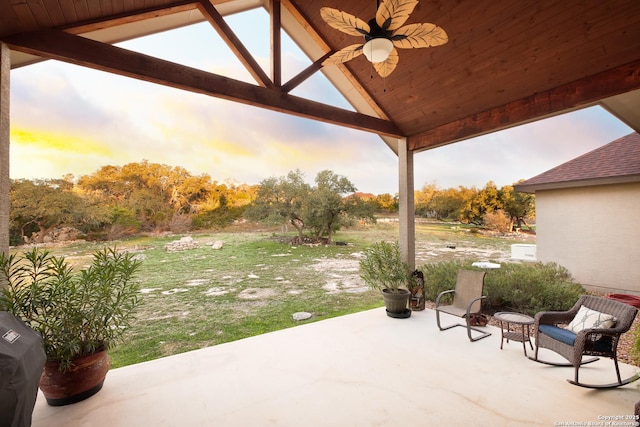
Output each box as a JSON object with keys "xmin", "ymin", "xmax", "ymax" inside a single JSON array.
[
  {"xmin": 196, "ymin": 0, "xmax": 273, "ymax": 89},
  {"xmin": 281, "ymin": 52, "xmax": 332, "ymax": 93},
  {"xmin": 409, "ymin": 59, "xmax": 640, "ymax": 152},
  {"xmin": 4, "ymin": 29, "xmax": 403, "ymax": 138}
]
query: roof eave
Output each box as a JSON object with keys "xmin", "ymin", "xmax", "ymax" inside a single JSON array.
[{"xmin": 515, "ymin": 175, "xmax": 640, "ymax": 193}]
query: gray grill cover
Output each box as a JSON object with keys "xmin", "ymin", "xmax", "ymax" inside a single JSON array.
[{"xmin": 0, "ymin": 312, "xmax": 46, "ymax": 427}]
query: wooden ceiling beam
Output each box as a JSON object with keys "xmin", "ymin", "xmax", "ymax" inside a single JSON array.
[
  {"xmin": 196, "ymin": 0, "xmax": 273, "ymax": 89},
  {"xmin": 63, "ymin": 1, "xmax": 198, "ymax": 35},
  {"xmin": 5, "ymin": 29, "xmax": 402, "ymax": 138},
  {"xmin": 270, "ymin": 0, "xmax": 281, "ymax": 87},
  {"xmin": 409, "ymin": 59, "xmax": 640, "ymax": 152}
]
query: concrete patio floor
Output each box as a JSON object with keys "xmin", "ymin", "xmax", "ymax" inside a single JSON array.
[{"xmin": 31, "ymin": 307, "xmax": 640, "ymax": 427}]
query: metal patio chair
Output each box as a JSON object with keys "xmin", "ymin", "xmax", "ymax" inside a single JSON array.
[{"xmin": 435, "ymin": 269, "xmax": 491, "ymax": 342}]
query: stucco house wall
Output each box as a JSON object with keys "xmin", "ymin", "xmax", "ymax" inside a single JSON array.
[
  {"xmin": 536, "ymin": 182, "xmax": 640, "ymax": 293},
  {"xmin": 516, "ymin": 132, "xmax": 640, "ymax": 294}
]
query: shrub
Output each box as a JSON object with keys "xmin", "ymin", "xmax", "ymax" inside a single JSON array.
[
  {"xmin": 192, "ymin": 206, "xmax": 245, "ymax": 230},
  {"xmin": 483, "ymin": 210, "xmax": 512, "ymax": 233},
  {"xmin": 169, "ymin": 212, "xmax": 192, "ymax": 233},
  {"xmin": 420, "ymin": 261, "xmax": 584, "ymax": 316}
]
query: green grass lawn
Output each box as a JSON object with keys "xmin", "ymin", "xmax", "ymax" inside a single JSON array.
[{"xmin": 15, "ymin": 221, "xmax": 533, "ymax": 368}]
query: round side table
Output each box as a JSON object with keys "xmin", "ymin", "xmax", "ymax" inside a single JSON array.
[{"xmin": 494, "ymin": 312, "xmax": 535, "ymax": 356}]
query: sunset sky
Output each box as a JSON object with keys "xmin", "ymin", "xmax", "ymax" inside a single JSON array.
[{"xmin": 8, "ymin": 8, "xmax": 633, "ymax": 195}]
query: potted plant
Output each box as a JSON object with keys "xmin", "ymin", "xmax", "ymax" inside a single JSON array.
[
  {"xmin": 359, "ymin": 241, "xmax": 412, "ymax": 318},
  {"xmin": 0, "ymin": 247, "xmax": 142, "ymax": 406}
]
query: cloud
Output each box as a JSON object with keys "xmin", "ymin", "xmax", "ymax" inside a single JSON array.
[
  {"xmin": 414, "ymin": 106, "xmax": 633, "ymax": 190},
  {"xmin": 11, "ymin": 64, "xmax": 118, "ymax": 133}
]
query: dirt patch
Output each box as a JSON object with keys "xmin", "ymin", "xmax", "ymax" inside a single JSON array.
[
  {"xmin": 185, "ymin": 279, "xmax": 209, "ymax": 286},
  {"xmin": 162, "ymin": 288, "xmax": 189, "ymax": 295},
  {"xmin": 322, "ymin": 279, "xmax": 368, "ymax": 294},
  {"xmin": 238, "ymin": 288, "xmax": 277, "ymax": 300},
  {"xmin": 312, "ymin": 255, "xmax": 368, "ymax": 294},
  {"xmin": 203, "ymin": 287, "xmax": 234, "ymax": 297},
  {"xmin": 415, "ymin": 241, "xmax": 512, "ymax": 264}
]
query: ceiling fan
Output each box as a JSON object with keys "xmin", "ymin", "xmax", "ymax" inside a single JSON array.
[{"xmin": 320, "ymin": 0, "xmax": 448, "ymax": 78}]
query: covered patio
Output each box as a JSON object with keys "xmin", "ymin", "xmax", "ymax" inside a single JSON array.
[
  {"xmin": 31, "ymin": 308, "xmax": 639, "ymax": 426},
  {"xmin": 1, "ymin": 3, "xmax": 640, "ymax": 425}
]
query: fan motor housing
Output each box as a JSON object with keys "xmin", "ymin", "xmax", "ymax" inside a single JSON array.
[{"xmin": 364, "ymin": 18, "xmax": 391, "ymax": 41}]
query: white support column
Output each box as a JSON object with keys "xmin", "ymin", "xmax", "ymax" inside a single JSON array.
[
  {"xmin": 398, "ymin": 137, "xmax": 415, "ymax": 270},
  {"xmin": 0, "ymin": 43, "xmax": 9, "ymax": 256}
]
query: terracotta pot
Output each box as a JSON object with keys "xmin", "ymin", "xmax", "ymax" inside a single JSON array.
[{"xmin": 40, "ymin": 349, "xmax": 110, "ymax": 406}]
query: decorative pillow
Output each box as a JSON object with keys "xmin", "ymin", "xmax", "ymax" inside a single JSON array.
[{"xmin": 565, "ymin": 305, "xmax": 616, "ymax": 333}]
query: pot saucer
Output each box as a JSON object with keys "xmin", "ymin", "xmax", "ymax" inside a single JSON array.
[{"xmin": 386, "ymin": 308, "xmax": 412, "ymax": 319}]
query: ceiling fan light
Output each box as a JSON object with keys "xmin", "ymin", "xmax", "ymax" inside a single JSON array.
[{"xmin": 363, "ymin": 38, "xmax": 393, "ymax": 63}]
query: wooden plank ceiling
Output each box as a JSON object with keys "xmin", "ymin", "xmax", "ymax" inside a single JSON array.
[{"xmin": 1, "ymin": 0, "xmax": 640, "ymax": 153}]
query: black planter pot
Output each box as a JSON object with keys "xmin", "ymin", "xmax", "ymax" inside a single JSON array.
[{"xmin": 382, "ymin": 288, "xmax": 411, "ymax": 318}]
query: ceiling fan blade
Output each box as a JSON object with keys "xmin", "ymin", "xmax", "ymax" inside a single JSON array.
[
  {"xmin": 376, "ymin": 0, "xmax": 418, "ymax": 32},
  {"xmin": 373, "ymin": 48, "xmax": 399, "ymax": 78},
  {"xmin": 391, "ymin": 23, "xmax": 448, "ymax": 49},
  {"xmin": 320, "ymin": 7, "xmax": 371, "ymax": 37},
  {"xmin": 322, "ymin": 44, "xmax": 365, "ymax": 66}
]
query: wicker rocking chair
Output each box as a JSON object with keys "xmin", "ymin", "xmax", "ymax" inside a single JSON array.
[
  {"xmin": 530, "ymin": 295, "xmax": 640, "ymax": 389},
  {"xmin": 435, "ymin": 269, "xmax": 491, "ymax": 342}
]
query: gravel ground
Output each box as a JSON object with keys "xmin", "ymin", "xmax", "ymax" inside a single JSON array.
[{"xmin": 618, "ymin": 317, "xmax": 638, "ymax": 365}]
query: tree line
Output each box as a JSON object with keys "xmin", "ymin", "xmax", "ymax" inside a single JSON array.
[
  {"xmin": 8, "ymin": 161, "xmax": 534, "ymax": 245},
  {"xmin": 414, "ymin": 181, "xmax": 534, "ymax": 230}
]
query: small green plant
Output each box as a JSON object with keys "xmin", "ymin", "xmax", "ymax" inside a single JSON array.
[
  {"xmin": 0, "ymin": 247, "xmax": 142, "ymax": 371},
  {"xmin": 359, "ymin": 241, "xmax": 410, "ymax": 293}
]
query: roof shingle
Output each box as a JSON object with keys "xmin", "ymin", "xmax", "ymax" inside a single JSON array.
[{"xmin": 515, "ymin": 132, "xmax": 640, "ymax": 192}]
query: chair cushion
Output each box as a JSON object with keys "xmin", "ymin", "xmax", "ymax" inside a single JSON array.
[
  {"xmin": 539, "ymin": 324, "xmax": 577, "ymax": 346},
  {"xmin": 565, "ymin": 305, "xmax": 616, "ymax": 333}
]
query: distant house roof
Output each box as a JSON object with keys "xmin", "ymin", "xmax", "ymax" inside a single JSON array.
[{"xmin": 515, "ymin": 132, "xmax": 640, "ymax": 193}]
